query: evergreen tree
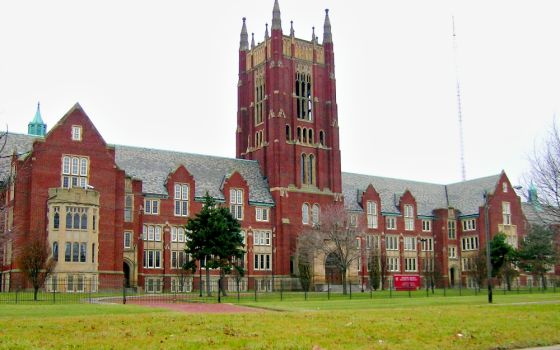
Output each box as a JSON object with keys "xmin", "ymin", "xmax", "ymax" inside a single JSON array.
[
  {"xmin": 185, "ymin": 193, "xmax": 244, "ymax": 297},
  {"xmin": 518, "ymin": 225, "xmax": 557, "ymax": 289}
]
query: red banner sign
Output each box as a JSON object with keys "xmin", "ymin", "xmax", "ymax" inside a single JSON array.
[{"xmin": 393, "ymin": 275, "xmax": 421, "ymax": 291}]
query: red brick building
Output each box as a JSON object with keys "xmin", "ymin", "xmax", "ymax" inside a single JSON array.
[{"xmin": 0, "ymin": 1, "xmax": 551, "ymax": 292}]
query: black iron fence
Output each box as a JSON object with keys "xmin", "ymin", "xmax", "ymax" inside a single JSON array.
[{"xmin": 0, "ymin": 275, "xmax": 558, "ymax": 305}]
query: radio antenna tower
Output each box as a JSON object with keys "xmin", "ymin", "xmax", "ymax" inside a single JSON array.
[{"xmin": 452, "ymin": 16, "xmax": 467, "ymax": 181}]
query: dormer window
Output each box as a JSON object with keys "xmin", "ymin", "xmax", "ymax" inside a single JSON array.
[
  {"xmin": 71, "ymin": 125, "xmax": 82, "ymax": 141},
  {"xmin": 230, "ymin": 188, "xmax": 243, "ymax": 220},
  {"xmin": 404, "ymin": 204, "xmax": 414, "ymax": 231}
]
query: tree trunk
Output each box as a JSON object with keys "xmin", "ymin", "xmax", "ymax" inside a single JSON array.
[
  {"xmin": 220, "ymin": 270, "xmax": 227, "ymax": 296},
  {"xmin": 205, "ymin": 267, "xmax": 212, "ymax": 296},
  {"xmin": 341, "ymin": 269, "xmax": 347, "ymax": 295},
  {"xmin": 34, "ymin": 286, "xmax": 39, "ymax": 301}
]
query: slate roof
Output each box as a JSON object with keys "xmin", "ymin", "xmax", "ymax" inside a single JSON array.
[
  {"xmin": 0, "ymin": 132, "xmax": 38, "ymax": 182},
  {"xmin": 114, "ymin": 145, "xmax": 274, "ymax": 205},
  {"xmin": 522, "ymin": 202, "xmax": 557, "ymax": 226},
  {"xmin": 342, "ymin": 172, "xmax": 501, "ymax": 217}
]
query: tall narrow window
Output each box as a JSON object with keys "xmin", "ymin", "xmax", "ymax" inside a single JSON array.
[
  {"xmin": 124, "ymin": 231, "xmax": 132, "ymax": 249},
  {"xmin": 404, "ymin": 204, "xmax": 414, "ymax": 231},
  {"xmin": 300, "ymin": 154, "xmax": 306, "ymax": 184},
  {"xmin": 448, "ymin": 220, "xmax": 457, "ymax": 239},
  {"xmin": 92, "ymin": 243, "xmax": 95, "ymax": 263},
  {"xmin": 295, "ymin": 71, "xmax": 312, "ymax": 120},
  {"xmin": 124, "ymin": 194, "xmax": 133, "ymax": 222},
  {"xmin": 174, "ymin": 184, "xmax": 189, "ymax": 217},
  {"xmin": 72, "ymin": 242, "xmax": 79, "ymax": 262},
  {"xmin": 66, "ymin": 211, "xmax": 72, "ymax": 229},
  {"xmin": 502, "ymin": 202, "xmax": 511, "ymax": 225},
  {"xmin": 71, "ymin": 125, "xmax": 82, "ymax": 141},
  {"xmin": 53, "ymin": 242, "xmax": 58, "ymax": 261},
  {"xmin": 319, "ymin": 130, "xmax": 325, "ymax": 146},
  {"xmin": 230, "ymin": 189, "xmax": 243, "ymax": 220},
  {"xmin": 367, "ymin": 201, "xmax": 378, "ymax": 229},
  {"xmin": 53, "ymin": 207, "xmax": 60, "ymax": 229},
  {"xmin": 286, "ymin": 125, "xmax": 291, "ymax": 141},
  {"xmin": 311, "ymin": 204, "xmax": 320, "ymax": 225},
  {"xmin": 308, "ymin": 129, "xmax": 313, "ymax": 144},
  {"xmin": 302, "ymin": 203, "xmax": 310, "ymax": 224},
  {"xmin": 255, "ymin": 71, "xmax": 265, "ymax": 125},
  {"xmin": 308, "ymin": 154, "xmax": 315, "ymax": 185},
  {"xmin": 65, "ymin": 242, "xmax": 71, "ymax": 262},
  {"xmin": 297, "ymin": 127, "xmax": 302, "ymax": 142}
]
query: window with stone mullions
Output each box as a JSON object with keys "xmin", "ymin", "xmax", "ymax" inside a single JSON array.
[
  {"xmin": 295, "ymin": 72, "xmax": 312, "ymax": 121},
  {"xmin": 254, "ymin": 74, "xmax": 265, "ymax": 125},
  {"xmin": 404, "ymin": 236, "xmax": 416, "ymax": 251},
  {"xmin": 230, "ymin": 189, "xmax": 243, "ymax": 220},
  {"xmin": 254, "ymin": 230, "xmax": 271, "ymax": 245},
  {"xmin": 61, "ymin": 155, "xmax": 88, "ymax": 189},
  {"xmin": 502, "ymin": 202, "xmax": 511, "ymax": 225},
  {"xmin": 174, "ymin": 184, "xmax": 189, "ymax": 217},
  {"xmin": 404, "ymin": 205, "xmax": 414, "ymax": 231},
  {"xmin": 366, "ymin": 201, "xmax": 378, "ymax": 229}
]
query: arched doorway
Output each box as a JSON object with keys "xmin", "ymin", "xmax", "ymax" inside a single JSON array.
[
  {"xmin": 123, "ymin": 262, "xmax": 131, "ymax": 288},
  {"xmin": 325, "ymin": 252, "xmax": 343, "ymax": 284}
]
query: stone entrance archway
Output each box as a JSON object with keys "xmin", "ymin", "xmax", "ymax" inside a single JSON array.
[{"xmin": 325, "ymin": 252, "xmax": 343, "ymax": 284}]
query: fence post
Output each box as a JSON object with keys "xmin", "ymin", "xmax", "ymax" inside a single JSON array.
[
  {"xmin": 349, "ymin": 280, "xmax": 352, "ymax": 300},
  {"xmin": 236, "ymin": 279, "xmax": 240, "ymax": 303},
  {"xmin": 15, "ymin": 288, "xmax": 18, "ymax": 304},
  {"xmin": 123, "ymin": 278, "xmax": 127, "ymax": 305},
  {"xmin": 389, "ymin": 280, "xmax": 392, "ymax": 299},
  {"xmin": 280, "ymin": 279, "xmax": 283, "ymax": 301}
]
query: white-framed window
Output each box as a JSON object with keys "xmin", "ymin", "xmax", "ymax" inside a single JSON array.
[
  {"xmin": 461, "ymin": 236, "xmax": 479, "ymax": 251},
  {"xmin": 366, "ymin": 235, "xmax": 380, "ymax": 250},
  {"xmin": 349, "ymin": 214, "xmax": 358, "ymax": 227},
  {"xmin": 171, "ymin": 250, "xmax": 187, "ymax": 269},
  {"xmin": 302, "ymin": 203, "xmax": 310, "ymax": 225},
  {"xmin": 404, "ymin": 205, "xmax": 414, "ymax": 231},
  {"xmin": 145, "ymin": 277, "xmax": 163, "ymax": 293},
  {"xmin": 124, "ymin": 194, "xmax": 133, "ymax": 222},
  {"xmin": 144, "ymin": 199, "xmax": 159, "ymax": 215},
  {"xmin": 420, "ymin": 237, "xmax": 433, "ymax": 251},
  {"xmin": 462, "ymin": 257, "xmax": 473, "ymax": 271},
  {"xmin": 174, "ymin": 184, "xmax": 189, "ymax": 217},
  {"xmin": 502, "ymin": 182, "xmax": 508, "ymax": 193},
  {"xmin": 143, "ymin": 250, "xmax": 162, "ymax": 268},
  {"xmin": 422, "ymin": 220, "xmax": 431, "ymax": 232},
  {"xmin": 386, "ymin": 216, "xmax": 397, "ymax": 230},
  {"xmin": 143, "ymin": 224, "xmax": 162, "ymax": 241},
  {"xmin": 502, "ymin": 202, "xmax": 511, "ymax": 225},
  {"xmin": 171, "ymin": 226, "xmax": 186, "ymax": 243},
  {"xmin": 404, "ymin": 236, "xmax": 416, "ymax": 251},
  {"xmin": 61, "ymin": 155, "xmax": 89, "ymax": 189},
  {"xmin": 311, "ymin": 204, "xmax": 320, "ymax": 225},
  {"xmin": 254, "ymin": 254, "xmax": 271, "ymax": 270},
  {"xmin": 386, "ymin": 235, "xmax": 399, "ymax": 250},
  {"xmin": 448, "ymin": 220, "xmax": 456, "ymax": 239},
  {"xmin": 71, "ymin": 125, "xmax": 82, "ymax": 141},
  {"xmin": 366, "ymin": 201, "xmax": 378, "ymax": 229},
  {"xmin": 462, "ymin": 219, "xmax": 476, "ymax": 231},
  {"xmin": 387, "ymin": 257, "xmax": 400, "ymax": 272},
  {"xmin": 230, "ymin": 188, "xmax": 243, "ymax": 220},
  {"xmin": 256, "ymin": 207, "xmax": 269, "ymax": 222},
  {"xmin": 405, "ymin": 257, "xmax": 417, "ymax": 272},
  {"xmin": 253, "ymin": 230, "xmax": 271, "ymax": 245},
  {"xmin": 124, "ymin": 231, "xmax": 132, "ymax": 249},
  {"xmin": 448, "ymin": 246, "xmax": 457, "ymax": 259}
]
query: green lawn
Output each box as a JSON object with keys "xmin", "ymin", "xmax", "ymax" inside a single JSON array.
[{"xmin": 0, "ymin": 294, "xmax": 558, "ymax": 349}]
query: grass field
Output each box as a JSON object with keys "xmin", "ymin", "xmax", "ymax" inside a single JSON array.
[{"xmin": 0, "ymin": 293, "xmax": 558, "ymax": 349}]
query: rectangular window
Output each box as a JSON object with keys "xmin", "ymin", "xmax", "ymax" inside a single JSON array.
[
  {"xmin": 230, "ymin": 189, "xmax": 243, "ymax": 220},
  {"xmin": 405, "ymin": 257, "xmax": 417, "ymax": 272},
  {"xmin": 144, "ymin": 199, "xmax": 159, "ymax": 215},
  {"xmin": 386, "ymin": 235, "xmax": 399, "ymax": 250},
  {"xmin": 462, "ymin": 218, "xmax": 477, "ymax": 231},
  {"xmin": 448, "ymin": 220, "xmax": 457, "ymax": 239},
  {"xmin": 421, "ymin": 237, "xmax": 433, "ymax": 251},
  {"xmin": 61, "ymin": 155, "xmax": 88, "ymax": 189},
  {"xmin": 387, "ymin": 257, "xmax": 400, "ymax": 272},
  {"xmin": 256, "ymin": 207, "xmax": 269, "ymax": 222},
  {"xmin": 143, "ymin": 250, "xmax": 163, "ymax": 268},
  {"xmin": 461, "ymin": 236, "xmax": 479, "ymax": 251},
  {"xmin": 404, "ymin": 236, "xmax": 416, "ymax": 251},
  {"xmin": 422, "ymin": 220, "xmax": 431, "ymax": 232},
  {"xmin": 155, "ymin": 226, "xmax": 161, "ymax": 241},
  {"xmin": 386, "ymin": 216, "xmax": 397, "ymax": 230},
  {"xmin": 178, "ymin": 227, "xmax": 185, "ymax": 242},
  {"xmin": 72, "ymin": 242, "xmax": 79, "ymax": 262},
  {"xmin": 502, "ymin": 202, "xmax": 511, "ymax": 225},
  {"xmin": 366, "ymin": 235, "xmax": 380, "ymax": 250},
  {"xmin": 254, "ymin": 230, "xmax": 271, "ymax": 245},
  {"xmin": 404, "ymin": 205, "xmax": 414, "ymax": 231},
  {"xmin": 71, "ymin": 125, "xmax": 82, "ymax": 141},
  {"xmin": 80, "ymin": 243, "xmax": 87, "ymax": 263},
  {"xmin": 124, "ymin": 231, "xmax": 132, "ymax": 249},
  {"xmin": 366, "ymin": 201, "xmax": 378, "ymax": 229},
  {"xmin": 124, "ymin": 194, "xmax": 133, "ymax": 222},
  {"xmin": 254, "ymin": 254, "xmax": 272, "ymax": 270},
  {"xmin": 448, "ymin": 246, "xmax": 457, "ymax": 258},
  {"xmin": 174, "ymin": 184, "xmax": 189, "ymax": 217}
]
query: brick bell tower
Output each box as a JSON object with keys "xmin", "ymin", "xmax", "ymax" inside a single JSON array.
[{"xmin": 236, "ymin": 1, "xmax": 343, "ymax": 276}]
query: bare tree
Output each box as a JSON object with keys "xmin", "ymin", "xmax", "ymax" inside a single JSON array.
[
  {"xmin": 367, "ymin": 247, "xmax": 387, "ymax": 290},
  {"xmin": 299, "ymin": 205, "xmax": 365, "ymax": 294},
  {"xmin": 525, "ymin": 120, "xmax": 560, "ymax": 221},
  {"xmin": 16, "ymin": 240, "xmax": 56, "ymax": 301},
  {"xmin": 468, "ymin": 249, "xmax": 487, "ymax": 291}
]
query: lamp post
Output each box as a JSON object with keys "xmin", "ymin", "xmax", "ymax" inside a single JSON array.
[{"xmin": 483, "ymin": 191, "xmax": 493, "ymax": 303}]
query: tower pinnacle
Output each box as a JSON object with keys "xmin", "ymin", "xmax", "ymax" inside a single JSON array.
[
  {"xmin": 28, "ymin": 102, "xmax": 47, "ymax": 137},
  {"xmin": 240, "ymin": 17, "xmax": 249, "ymax": 51},
  {"xmin": 272, "ymin": 0, "xmax": 282, "ymax": 31},
  {"xmin": 323, "ymin": 9, "xmax": 332, "ymax": 43},
  {"xmin": 251, "ymin": 32, "xmax": 255, "ymax": 49},
  {"xmin": 290, "ymin": 20, "xmax": 294, "ymax": 36},
  {"xmin": 265, "ymin": 23, "xmax": 269, "ymax": 40}
]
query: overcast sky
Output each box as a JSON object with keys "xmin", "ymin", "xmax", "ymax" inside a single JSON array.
[{"xmin": 1, "ymin": 0, "xmax": 559, "ymax": 188}]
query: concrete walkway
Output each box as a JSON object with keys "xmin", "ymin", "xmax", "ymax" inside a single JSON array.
[{"xmin": 520, "ymin": 346, "xmax": 560, "ymax": 350}]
